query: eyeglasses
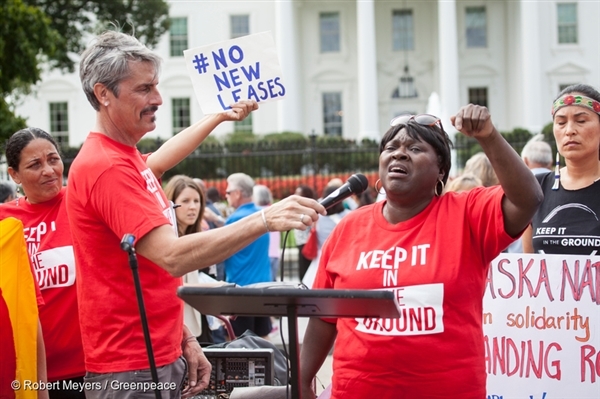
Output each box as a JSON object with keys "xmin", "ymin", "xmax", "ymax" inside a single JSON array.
[{"xmin": 389, "ymin": 114, "xmax": 442, "ymax": 129}]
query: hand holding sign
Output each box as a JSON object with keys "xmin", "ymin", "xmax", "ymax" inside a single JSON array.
[
  {"xmin": 219, "ymin": 99, "xmax": 258, "ymax": 122},
  {"xmin": 184, "ymin": 31, "xmax": 286, "ymax": 114}
]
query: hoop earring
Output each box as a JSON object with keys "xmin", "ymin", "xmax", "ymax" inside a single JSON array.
[
  {"xmin": 434, "ymin": 179, "xmax": 445, "ymax": 197},
  {"xmin": 375, "ymin": 179, "xmax": 385, "ymax": 195}
]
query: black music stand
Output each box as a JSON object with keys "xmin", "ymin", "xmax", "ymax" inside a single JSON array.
[{"xmin": 178, "ymin": 285, "xmax": 400, "ymax": 399}]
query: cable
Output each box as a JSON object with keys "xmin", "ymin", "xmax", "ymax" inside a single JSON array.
[{"xmin": 279, "ymin": 230, "xmax": 291, "ymax": 398}]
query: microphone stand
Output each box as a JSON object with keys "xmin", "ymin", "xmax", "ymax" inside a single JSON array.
[{"xmin": 120, "ymin": 234, "xmax": 162, "ymax": 399}]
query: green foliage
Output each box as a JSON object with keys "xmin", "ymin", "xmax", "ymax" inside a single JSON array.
[
  {"xmin": 0, "ymin": 0, "xmax": 58, "ymax": 143},
  {"xmin": 225, "ymin": 131, "xmax": 259, "ymax": 148},
  {"xmin": 200, "ymin": 135, "xmax": 221, "ymax": 147},
  {"xmin": 454, "ymin": 127, "xmax": 539, "ymax": 171},
  {"xmin": 501, "ymin": 128, "xmax": 532, "ymax": 157},
  {"xmin": 23, "ymin": 0, "xmax": 170, "ymax": 72},
  {"xmin": 262, "ymin": 131, "xmax": 307, "ymax": 143},
  {"xmin": 0, "ymin": 99, "xmax": 27, "ymax": 145},
  {"xmin": 59, "ymin": 143, "xmax": 81, "ymax": 177},
  {"xmin": 137, "ymin": 137, "xmax": 163, "ymax": 153},
  {"xmin": 541, "ymin": 122, "xmax": 558, "ymax": 156},
  {"xmin": 454, "ymin": 135, "xmax": 482, "ymax": 170},
  {"xmin": 0, "ymin": 0, "xmax": 170, "ymax": 144},
  {"xmin": 0, "ymin": 0, "xmax": 57, "ymax": 91},
  {"xmin": 152, "ymin": 132, "xmax": 380, "ymax": 182},
  {"xmin": 256, "ymin": 133, "xmax": 308, "ymax": 178}
]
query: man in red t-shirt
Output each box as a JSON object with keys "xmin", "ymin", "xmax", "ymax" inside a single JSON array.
[{"xmin": 68, "ymin": 31, "xmax": 324, "ymax": 398}]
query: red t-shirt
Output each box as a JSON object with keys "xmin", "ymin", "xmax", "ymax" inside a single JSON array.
[
  {"xmin": 0, "ymin": 190, "xmax": 84, "ymax": 381},
  {"xmin": 313, "ymin": 186, "xmax": 515, "ymax": 399},
  {"xmin": 66, "ymin": 133, "xmax": 182, "ymax": 373}
]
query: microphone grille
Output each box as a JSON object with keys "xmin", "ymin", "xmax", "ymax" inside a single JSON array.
[{"xmin": 348, "ymin": 173, "xmax": 369, "ymax": 194}]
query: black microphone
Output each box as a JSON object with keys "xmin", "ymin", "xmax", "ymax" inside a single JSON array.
[{"xmin": 319, "ymin": 173, "xmax": 369, "ymax": 209}]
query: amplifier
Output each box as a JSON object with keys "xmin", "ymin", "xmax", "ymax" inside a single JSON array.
[{"xmin": 191, "ymin": 348, "xmax": 275, "ymax": 399}]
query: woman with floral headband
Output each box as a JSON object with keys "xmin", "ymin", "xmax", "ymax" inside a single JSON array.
[{"xmin": 523, "ymin": 83, "xmax": 600, "ymax": 255}]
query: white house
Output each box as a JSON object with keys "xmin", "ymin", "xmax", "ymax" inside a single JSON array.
[{"xmin": 14, "ymin": 0, "xmax": 600, "ymax": 148}]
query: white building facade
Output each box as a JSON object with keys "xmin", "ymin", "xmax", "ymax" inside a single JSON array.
[{"xmin": 15, "ymin": 0, "xmax": 600, "ymax": 148}]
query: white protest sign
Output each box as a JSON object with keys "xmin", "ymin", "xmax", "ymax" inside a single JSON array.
[
  {"xmin": 483, "ymin": 253, "xmax": 600, "ymax": 399},
  {"xmin": 184, "ymin": 31, "xmax": 286, "ymax": 114}
]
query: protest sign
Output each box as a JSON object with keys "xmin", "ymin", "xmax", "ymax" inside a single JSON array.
[
  {"xmin": 484, "ymin": 253, "xmax": 600, "ymax": 399},
  {"xmin": 184, "ymin": 31, "xmax": 286, "ymax": 114}
]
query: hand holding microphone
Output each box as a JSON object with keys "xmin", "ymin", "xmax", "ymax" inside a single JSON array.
[
  {"xmin": 319, "ymin": 173, "xmax": 369, "ymax": 209},
  {"xmin": 259, "ymin": 174, "xmax": 369, "ymax": 232}
]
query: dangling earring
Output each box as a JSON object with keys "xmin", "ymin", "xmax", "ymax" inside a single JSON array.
[
  {"xmin": 434, "ymin": 179, "xmax": 445, "ymax": 197},
  {"xmin": 375, "ymin": 179, "xmax": 385, "ymax": 195},
  {"xmin": 552, "ymin": 152, "xmax": 560, "ymax": 190}
]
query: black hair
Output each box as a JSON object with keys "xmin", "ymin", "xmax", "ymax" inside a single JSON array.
[
  {"xmin": 0, "ymin": 181, "xmax": 16, "ymax": 203},
  {"xmin": 555, "ymin": 83, "xmax": 600, "ymax": 103},
  {"xmin": 296, "ymin": 184, "xmax": 315, "ymax": 199},
  {"xmin": 379, "ymin": 121, "xmax": 453, "ymax": 184},
  {"xmin": 206, "ymin": 186, "xmax": 221, "ymax": 203},
  {"xmin": 5, "ymin": 127, "xmax": 60, "ymax": 171}
]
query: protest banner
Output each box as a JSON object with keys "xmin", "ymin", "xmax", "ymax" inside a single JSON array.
[
  {"xmin": 184, "ymin": 31, "xmax": 286, "ymax": 114},
  {"xmin": 484, "ymin": 253, "xmax": 600, "ymax": 399}
]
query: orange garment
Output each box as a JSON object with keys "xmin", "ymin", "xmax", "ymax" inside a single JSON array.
[{"xmin": 0, "ymin": 217, "xmax": 39, "ymax": 399}]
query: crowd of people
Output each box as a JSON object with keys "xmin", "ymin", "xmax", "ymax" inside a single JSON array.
[
  {"xmin": 0, "ymin": 30, "xmax": 324, "ymax": 399},
  {"xmin": 1, "ymin": 26, "xmax": 599, "ymax": 399}
]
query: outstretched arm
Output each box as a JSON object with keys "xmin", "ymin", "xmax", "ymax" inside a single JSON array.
[
  {"xmin": 135, "ymin": 195, "xmax": 326, "ymax": 277},
  {"xmin": 451, "ymin": 104, "xmax": 543, "ymax": 237},
  {"xmin": 147, "ymin": 100, "xmax": 258, "ymax": 179}
]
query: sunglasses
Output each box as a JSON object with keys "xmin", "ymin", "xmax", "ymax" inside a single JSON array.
[{"xmin": 389, "ymin": 114, "xmax": 442, "ymax": 129}]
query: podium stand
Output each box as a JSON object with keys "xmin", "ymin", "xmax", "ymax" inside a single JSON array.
[{"xmin": 178, "ymin": 286, "xmax": 400, "ymax": 399}]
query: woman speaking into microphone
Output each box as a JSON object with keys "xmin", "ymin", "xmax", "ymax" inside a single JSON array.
[{"xmin": 300, "ymin": 104, "xmax": 543, "ymax": 399}]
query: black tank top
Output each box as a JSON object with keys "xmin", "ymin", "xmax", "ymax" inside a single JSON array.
[{"xmin": 531, "ymin": 171, "xmax": 600, "ymax": 255}]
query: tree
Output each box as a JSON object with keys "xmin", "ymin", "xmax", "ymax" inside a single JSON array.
[
  {"xmin": 0, "ymin": 0, "xmax": 170, "ymax": 144},
  {"xmin": 0, "ymin": 0, "xmax": 58, "ymax": 142},
  {"xmin": 25, "ymin": 0, "xmax": 170, "ymax": 72}
]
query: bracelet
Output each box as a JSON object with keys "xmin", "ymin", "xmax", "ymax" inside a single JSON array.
[
  {"xmin": 261, "ymin": 209, "xmax": 271, "ymax": 232},
  {"xmin": 182, "ymin": 335, "xmax": 198, "ymax": 348}
]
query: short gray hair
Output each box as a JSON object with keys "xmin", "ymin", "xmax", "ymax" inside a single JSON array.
[
  {"xmin": 253, "ymin": 184, "xmax": 273, "ymax": 206},
  {"xmin": 79, "ymin": 30, "xmax": 162, "ymax": 111},
  {"xmin": 521, "ymin": 134, "xmax": 553, "ymax": 167},
  {"xmin": 227, "ymin": 173, "xmax": 255, "ymax": 198}
]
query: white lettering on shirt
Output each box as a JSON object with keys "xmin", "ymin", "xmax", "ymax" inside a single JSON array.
[{"xmin": 355, "ymin": 284, "xmax": 444, "ymax": 336}]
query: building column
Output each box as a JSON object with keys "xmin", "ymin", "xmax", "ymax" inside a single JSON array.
[
  {"xmin": 356, "ymin": 0, "xmax": 380, "ymax": 141},
  {"xmin": 437, "ymin": 0, "xmax": 461, "ymax": 176},
  {"xmin": 520, "ymin": 0, "xmax": 543, "ymax": 133},
  {"xmin": 276, "ymin": 0, "xmax": 303, "ymax": 133}
]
